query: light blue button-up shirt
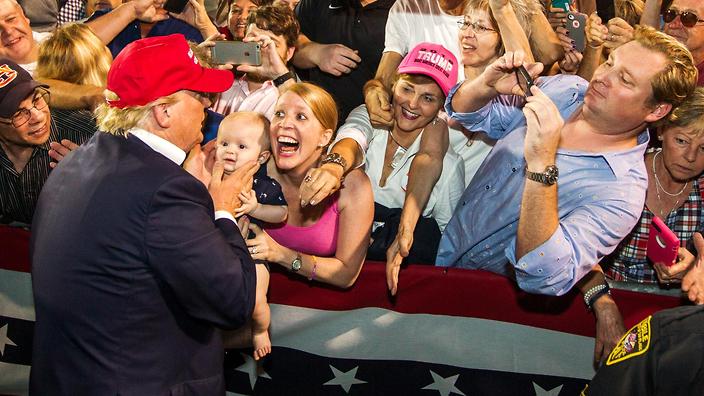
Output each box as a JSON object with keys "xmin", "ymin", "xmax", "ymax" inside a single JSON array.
[{"xmin": 436, "ymin": 75, "xmax": 649, "ymax": 295}]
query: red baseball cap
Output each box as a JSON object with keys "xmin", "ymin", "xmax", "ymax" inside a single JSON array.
[{"xmin": 106, "ymin": 34, "xmax": 234, "ymax": 108}]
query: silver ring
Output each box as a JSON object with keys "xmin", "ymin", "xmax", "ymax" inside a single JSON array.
[
  {"xmin": 304, "ymin": 174, "xmax": 313, "ymax": 183},
  {"xmin": 250, "ymin": 247, "xmax": 257, "ymax": 254}
]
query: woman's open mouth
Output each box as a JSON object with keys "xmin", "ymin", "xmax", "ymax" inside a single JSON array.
[{"xmin": 277, "ymin": 136, "xmax": 300, "ymax": 155}]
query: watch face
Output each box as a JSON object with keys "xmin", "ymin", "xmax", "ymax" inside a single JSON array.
[
  {"xmin": 291, "ymin": 257, "xmax": 302, "ymax": 271},
  {"xmin": 545, "ymin": 165, "xmax": 559, "ymax": 185}
]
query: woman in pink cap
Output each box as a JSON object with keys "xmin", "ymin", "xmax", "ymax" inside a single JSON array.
[{"xmin": 331, "ymin": 42, "xmax": 465, "ymax": 268}]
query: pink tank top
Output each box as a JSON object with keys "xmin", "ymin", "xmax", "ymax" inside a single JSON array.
[{"xmin": 265, "ymin": 194, "xmax": 340, "ymax": 257}]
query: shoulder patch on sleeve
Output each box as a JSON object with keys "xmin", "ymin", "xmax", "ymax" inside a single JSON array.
[{"xmin": 606, "ymin": 315, "xmax": 652, "ymax": 366}]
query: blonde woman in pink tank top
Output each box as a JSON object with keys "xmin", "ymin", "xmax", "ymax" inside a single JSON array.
[{"xmin": 246, "ymin": 82, "xmax": 374, "ymax": 289}]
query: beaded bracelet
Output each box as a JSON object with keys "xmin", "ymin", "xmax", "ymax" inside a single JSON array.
[
  {"xmin": 583, "ymin": 282, "xmax": 611, "ymax": 311},
  {"xmin": 308, "ymin": 255, "xmax": 318, "ymax": 281}
]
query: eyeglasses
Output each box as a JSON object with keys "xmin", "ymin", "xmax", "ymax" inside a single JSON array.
[
  {"xmin": 456, "ymin": 19, "xmax": 497, "ymax": 35},
  {"xmin": 0, "ymin": 89, "xmax": 50, "ymax": 128},
  {"xmin": 663, "ymin": 8, "xmax": 704, "ymax": 27}
]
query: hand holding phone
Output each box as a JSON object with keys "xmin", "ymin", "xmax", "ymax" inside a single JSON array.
[
  {"xmin": 566, "ymin": 12, "xmax": 587, "ymax": 52},
  {"xmin": 515, "ymin": 65, "xmax": 534, "ymax": 97},
  {"xmin": 647, "ymin": 216, "xmax": 680, "ymax": 267},
  {"xmin": 211, "ymin": 41, "xmax": 262, "ymax": 66}
]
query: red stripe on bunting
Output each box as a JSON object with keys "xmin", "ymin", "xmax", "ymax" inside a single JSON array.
[{"xmin": 1, "ymin": 225, "xmax": 683, "ymax": 338}]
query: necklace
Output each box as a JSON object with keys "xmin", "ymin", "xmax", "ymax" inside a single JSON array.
[
  {"xmin": 653, "ymin": 151, "xmax": 688, "ymax": 196},
  {"xmin": 387, "ymin": 129, "xmax": 420, "ymax": 169},
  {"xmin": 652, "ymin": 150, "xmax": 689, "ymax": 217}
]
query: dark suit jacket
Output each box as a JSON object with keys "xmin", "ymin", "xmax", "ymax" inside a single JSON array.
[{"xmin": 29, "ymin": 132, "xmax": 256, "ymax": 395}]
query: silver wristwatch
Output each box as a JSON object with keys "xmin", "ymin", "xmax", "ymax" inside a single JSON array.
[
  {"xmin": 321, "ymin": 152, "xmax": 347, "ymax": 170},
  {"xmin": 525, "ymin": 165, "xmax": 559, "ymax": 185},
  {"xmin": 290, "ymin": 253, "xmax": 302, "ymax": 272}
]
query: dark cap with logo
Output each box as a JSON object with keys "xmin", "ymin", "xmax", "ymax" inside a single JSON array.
[{"xmin": 0, "ymin": 59, "xmax": 48, "ymax": 119}]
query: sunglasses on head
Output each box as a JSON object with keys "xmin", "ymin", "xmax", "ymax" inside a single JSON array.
[{"xmin": 663, "ymin": 8, "xmax": 704, "ymax": 27}]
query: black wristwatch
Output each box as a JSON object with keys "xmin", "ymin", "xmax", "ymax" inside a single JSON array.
[
  {"xmin": 273, "ymin": 71, "xmax": 295, "ymax": 87},
  {"xmin": 525, "ymin": 165, "xmax": 559, "ymax": 185}
]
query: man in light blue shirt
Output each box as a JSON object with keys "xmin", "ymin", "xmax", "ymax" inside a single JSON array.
[{"xmin": 435, "ymin": 26, "xmax": 698, "ymax": 296}]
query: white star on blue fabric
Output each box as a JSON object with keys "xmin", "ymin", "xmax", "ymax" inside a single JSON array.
[
  {"xmin": 323, "ymin": 365, "xmax": 366, "ymax": 393},
  {"xmin": 533, "ymin": 382, "xmax": 563, "ymax": 396},
  {"xmin": 421, "ymin": 370, "xmax": 465, "ymax": 396},
  {"xmin": 234, "ymin": 353, "xmax": 271, "ymax": 390},
  {"xmin": 0, "ymin": 324, "xmax": 17, "ymax": 356}
]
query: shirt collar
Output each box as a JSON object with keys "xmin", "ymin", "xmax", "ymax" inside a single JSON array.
[
  {"xmin": 238, "ymin": 75, "xmax": 275, "ymax": 94},
  {"xmin": 602, "ymin": 128, "xmax": 650, "ymax": 178},
  {"xmin": 558, "ymin": 128, "xmax": 650, "ymax": 179},
  {"xmin": 129, "ymin": 127, "xmax": 186, "ymax": 165}
]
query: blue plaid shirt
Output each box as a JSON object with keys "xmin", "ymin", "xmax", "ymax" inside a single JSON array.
[{"xmin": 436, "ymin": 75, "xmax": 649, "ymax": 296}]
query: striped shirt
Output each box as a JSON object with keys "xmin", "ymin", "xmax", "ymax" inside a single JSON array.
[{"xmin": 0, "ymin": 109, "xmax": 96, "ymax": 225}]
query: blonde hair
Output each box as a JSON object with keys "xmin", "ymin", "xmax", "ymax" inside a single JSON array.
[
  {"xmin": 283, "ymin": 82, "xmax": 338, "ymax": 132},
  {"xmin": 94, "ymin": 93, "xmax": 179, "ymax": 137},
  {"xmin": 464, "ymin": 0, "xmax": 542, "ymax": 55},
  {"xmin": 615, "ymin": 0, "xmax": 644, "ymax": 27},
  {"xmin": 219, "ymin": 111, "xmax": 272, "ymax": 149},
  {"xmin": 633, "ymin": 25, "xmax": 697, "ymax": 108},
  {"xmin": 36, "ymin": 23, "xmax": 112, "ymax": 86},
  {"xmin": 658, "ymin": 87, "xmax": 704, "ymax": 135}
]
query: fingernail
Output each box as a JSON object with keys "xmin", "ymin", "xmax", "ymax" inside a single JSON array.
[
  {"xmin": 572, "ymin": 44, "xmax": 577, "ymax": 49},
  {"xmin": 571, "ymin": 40, "xmax": 575, "ymax": 44},
  {"xmin": 300, "ymin": 200, "xmax": 307, "ymax": 206},
  {"xmin": 310, "ymin": 200, "xmax": 316, "ymax": 205}
]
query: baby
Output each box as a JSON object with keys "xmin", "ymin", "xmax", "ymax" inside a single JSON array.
[{"xmin": 216, "ymin": 111, "xmax": 288, "ymax": 360}]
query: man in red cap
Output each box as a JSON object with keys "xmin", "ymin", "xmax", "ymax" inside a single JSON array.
[
  {"xmin": 0, "ymin": 59, "xmax": 94, "ymax": 224},
  {"xmin": 30, "ymin": 34, "xmax": 259, "ymax": 395}
]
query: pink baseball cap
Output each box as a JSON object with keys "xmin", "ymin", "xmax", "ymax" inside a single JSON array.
[
  {"xmin": 397, "ymin": 42, "xmax": 458, "ymax": 96},
  {"xmin": 106, "ymin": 34, "xmax": 234, "ymax": 108}
]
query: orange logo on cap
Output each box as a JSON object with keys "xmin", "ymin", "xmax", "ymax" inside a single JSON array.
[{"xmin": 0, "ymin": 64, "xmax": 18, "ymax": 88}]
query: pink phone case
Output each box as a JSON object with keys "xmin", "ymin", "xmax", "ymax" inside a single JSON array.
[{"xmin": 647, "ymin": 216, "xmax": 680, "ymax": 266}]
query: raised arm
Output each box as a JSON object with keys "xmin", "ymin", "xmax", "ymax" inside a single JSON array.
[
  {"xmin": 527, "ymin": 7, "xmax": 564, "ymax": 67},
  {"xmin": 490, "ymin": 0, "xmax": 535, "ymax": 63},
  {"xmin": 364, "ymin": 51, "xmax": 403, "ymax": 129},
  {"xmin": 451, "ymin": 51, "xmax": 539, "ymax": 114},
  {"xmin": 37, "ymin": 78, "xmax": 105, "ymax": 110},
  {"xmin": 577, "ymin": 12, "xmax": 607, "ymax": 81},
  {"xmin": 640, "ymin": 0, "xmax": 663, "ymax": 28},
  {"xmin": 86, "ymin": 0, "xmax": 168, "ymax": 45},
  {"xmin": 515, "ymin": 86, "xmax": 562, "ymax": 262}
]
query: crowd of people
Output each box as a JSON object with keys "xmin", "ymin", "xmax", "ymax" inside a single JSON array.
[{"xmin": 2, "ymin": 0, "xmax": 704, "ymax": 393}]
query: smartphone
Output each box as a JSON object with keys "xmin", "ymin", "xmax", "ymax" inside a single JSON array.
[
  {"xmin": 596, "ymin": 0, "xmax": 616, "ymax": 23},
  {"xmin": 566, "ymin": 12, "xmax": 587, "ymax": 52},
  {"xmin": 551, "ymin": 0, "xmax": 570, "ymax": 11},
  {"xmin": 211, "ymin": 41, "xmax": 262, "ymax": 66},
  {"xmin": 515, "ymin": 65, "xmax": 534, "ymax": 97},
  {"xmin": 163, "ymin": 0, "xmax": 189, "ymax": 14},
  {"xmin": 647, "ymin": 216, "xmax": 680, "ymax": 266}
]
